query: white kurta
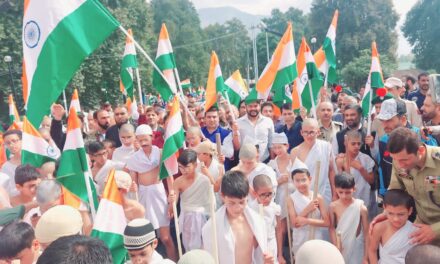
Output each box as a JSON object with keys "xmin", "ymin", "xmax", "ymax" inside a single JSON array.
[{"xmin": 0, "ymin": 161, "xmax": 18, "ymax": 196}]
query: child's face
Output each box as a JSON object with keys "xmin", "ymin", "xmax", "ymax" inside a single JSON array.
[
  {"xmin": 17, "ymin": 179, "xmax": 40, "ymax": 199},
  {"xmin": 293, "ymin": 173, "xmax": 310, "ymax": 193},
  {"xmin": 4, "ymin": 134, "xmax": 22, "ymax": 155},
  {"xmin": 222, "ymin": 195, "xmax": 247, "ymax": 218},
  {"xmin": 197, "ymin": 152, "xmax": 210, "ymax": 163},
  {"xmin": 186, "ymin": 133, "xmax": 201, "ymax": 148},
  {"xmin": 241, "ymin": 158, "xmax": 258, "ymax": 172},
  {"xmin": 335, "ymin": 187, "xmax": 355, "ymax": 202},
  {"xmin": 271, "ymin": 143, "xmax": 288, "ymax": 156},
  {"xmin": 346, "ymin": 138, "xmax": 361, "ymax": 155},
  {"xmin": 255, "ymin": 185, "xmax": 274, "ymax": 206},
  {"xmin": 120, "ymin": 131, "xmax": 135, "ymax": 147},
  {"xmin": 384, "ymin": 204, "xmax": 412, "ymax": 229},
  {"xmin": 178, "ymin": 162, "xmax": 197, "ymax": 177}
]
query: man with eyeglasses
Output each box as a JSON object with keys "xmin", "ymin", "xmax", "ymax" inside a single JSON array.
[
  {"xmin": 1, "ymin": 130, "xmax": 22, "ymax": 196},
  {"xmin": 88, "ymin": 141, "xmax": 124, "ymax": 196},
  {"xmin": 290, "ymin": 118, "xmax": 335, "ymax": 205}
]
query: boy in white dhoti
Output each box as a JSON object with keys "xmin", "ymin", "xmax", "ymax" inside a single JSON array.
[
  {"xmin": 329, "ymin": 173, "xmax": 369, "ymax": 264},
  {"xmin": 126, "ymin": 125, "xmax": 177, "ymax": 261},
  {"xmin": 287, "ymin": 168, "xmax": 329, "ymax": 255},
  {"xmin": 249, "ymin": 174, "xmax": 282, "ymax": 264},
  {"xmin": 368, "ymin": 189, "xmax": 418, "ymax": 264},
  {"xmin": 202, "ymin": 170, "xmax": 274, "ymax": 264},
  {"xmin": 335, "ymin": 130, "xmax": 375, "ymax": 212},
  {"xmin": 112, "ymin": 124, "xmax": 136, "ymax": 165},
  {"xmin": 168, "ymin": 149, "xmax": 211, "ymax": 251},
  {"xmin": 290, "ymin": 118, "xmax": 335, "ymax": 205}
]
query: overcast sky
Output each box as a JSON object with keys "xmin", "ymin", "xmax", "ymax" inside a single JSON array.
[{"xmin": 191, "ymin": 0, "xmax": 417, "ymax": 55}]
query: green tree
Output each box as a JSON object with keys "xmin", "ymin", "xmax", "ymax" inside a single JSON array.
[
  {"xmin": 204, "ymin": 18, "xmax": 251, "ymax": 79},
  {"xmin": 308, "ymin": 0, "xmax": 399, "ymax": 83},
  {"xmin": 402, "ymin": 0, "xmax": 440, "ymax": 72},
  {"xmin": 341, "ymin": 49, "xmax": 397, "ymax": 90},
  {"xmin": 151, "ymin": 0, "xmax": 209, "ymax": 87},
  {"xmin": 255, "ymin": 8, "xmax": 309, "ymax": 76}
]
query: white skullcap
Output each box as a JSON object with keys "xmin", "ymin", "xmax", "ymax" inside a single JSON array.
[{"xmin": 135, "ymin": 124, "xmax": 152, "ymax": 136}]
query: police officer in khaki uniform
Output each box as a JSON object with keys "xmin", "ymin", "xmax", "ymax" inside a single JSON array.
[
  {"xmin": 317, "ymin": 101, "xmax": 343, "ymax": 142},
  {"xmin": 371, "ymin": 127, "xmax": 440, "ymax": 246}
]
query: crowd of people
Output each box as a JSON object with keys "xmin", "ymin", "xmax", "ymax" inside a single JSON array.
[{"xmin": 1, "ymin": 72, "xmax": 440, "ymax": 264}]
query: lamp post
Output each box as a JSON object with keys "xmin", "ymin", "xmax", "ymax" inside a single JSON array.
[
  {"xmin": 310, "ymin": 37, "xmax": 317, "ymax": 53},
  {"xmin": 4, "ymin": 55, "xmax": 17, "ymax": 103}
]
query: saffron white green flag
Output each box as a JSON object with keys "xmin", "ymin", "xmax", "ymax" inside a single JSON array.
[
  {"xmin": 22, "ymin": 0, "xmax": 119, "ymax": 127},
  {"xmin": 224, "ymin": 70, "xmax": 248, "ymax": 107},
  {"xmin": 205, "ymin": 51, "xmax": 226, "ymax": 112},
  {"xmin": 119, "ymin": 28, "xmax": 137, "ymax": 101},
  {"xmin": 91, "ymin": 169, "xmax": 127, "ymax": 264},
  {"xmin": 153, "ymin": 23, "xmax": 178, "ymax": 102},
  {"xmin": 57, "ymin": 107, "xmax": 99, "ymax": 210},
  {"xmin": 69, "ymin": 88, "xmax": 81, "ymax": 113},
  {"xmin": 181, "ymin": 79, "xmax": 192, "ymax": 90},
  {"xmin": 314, "ymin": 10, "xmax": 338, "ymax": 84},
  {"xmin": 362, "ymin": 41, "xmax": 384, "ymax": 117},
  {"xmin": 8, "ymin": 94, "xmax": 20, "ymax": 125},
  {"xmin": 21, "ymin": 117, "xmax": 60, "ymax": 167},
  {"xmin": 257, "ymin": 23, "xmax": 297, "ymax": 102},
  {"xmin": 293, "ymin": 37, "xmax": 324, "ymax": 111},
  {"xmin": 159, "ymin": 96, "xmax": 185, "ymax": 180}
]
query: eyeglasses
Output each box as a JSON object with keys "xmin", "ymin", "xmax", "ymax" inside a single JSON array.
[
  {"xmin": 301, "ymin": 130, "xmax": 317, "ymax": 136},
  {"xmin": 258, "ymin": 192, "xmax": 274, "ymax": 199},
  {"xmin": 4, "ymin": 139, "xmax": 21, "ymax": 146}
]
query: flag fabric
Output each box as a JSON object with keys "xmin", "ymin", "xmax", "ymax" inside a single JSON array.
[
  {"xmin": 152, "ymin": 23, "xmax": 178, "ymax": 102},
  {"xmin": 159, "ymin": 96, "xmax": 185, "ymax": 180},
  {"xmin": 22, "ymin": 0, "xmax": 119, "ymax": 127},
  {"xmin": 314, "ymin": 10, "xmax": 338, "ymax": 84},
  {"xmin": 181, "ymin": 79, "xmax": 192, "ymax": 90},
  {"xmin": 8, "ymin": 95, "xmax": 20, "ymax": 125},
  {"xmin": 256, "ymin": 23, "xmax": 297, "ymax": 101},
  {"xmin": 21, "ymin": 117, "xmax": 59, "ymax": 167},
  {"xmin": 205, "ymin": 51, "xmax": 226, "ymax": 112},
  {"xmin": 119, "ymin": 28, "xmax": 138, "ymax": 101},
  {"xmin": 0, "ymin": 134, "xmax": 9, "ymax": 168},
  {"xmin": 293, "ymin": 37, "xmax": 324, "ymax": 111},
  {"xmin": 224, "ymin": 70, "xmax": 248, "ymax": 107},
  {"xmin": 91, "ymin": 169, "xmax": 127, "ymax": 264},
  {"xmin": 69, "ymin": 89, "xmax": 81, "ymax": 113},
  {"xmin": 57, "ymin": 107, "xmax": 99, "ymax": 209},
  {"xmin": 362, "ymin": 42, "xmax": 385, "ymax": 117}
]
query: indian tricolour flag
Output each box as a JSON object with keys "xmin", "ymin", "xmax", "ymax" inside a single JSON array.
[
  {"xmin": 256, "ymin": 22, "xmax": 297, "ymax": 102},
  {"xmin": 91, "ymin": 169, "xmax": 127, "ymax": 264},
  {"xmin": 57, "ymin": 107, "xmax": 99, "ymax": 210},
  {"xmin": 69, "ymin": 88, "xmax": 81, "ymax": 113},
  {"xmin": 225, "ymin": 70, "xmax": 248, "ymax": 107},
  {"xmin": 21, "ymin": 117, "xmax": 60, "ymax": 167},
  {"xmin": 119, "ymin": 28, "xmax": 137, "ymax": 101},
  {"xmin": 181, "ymin": 79, "xmax": 192, "ymax": 90},
  {"xmin": 22, "ymin": 0, "xmax": 119, "ymax": 127},
  {"xmin": 159, "ymin": 96, "xmax": 185, "ymax": 180},
  {"xmin": 293, "ymin": 37, "xmax": 323, "ymax": 112},
  {"xmin": 153, "ymin": 23, "xmax": 178, "ymax": 102},
  {"xmin": 205, "ymin": 51, "xmax": 226, "ymax": 111},
  {"xmin": 9, "ymin": 95, "xmax": 20, "ymax": 125},
  {"xmin": 314, "ymin": 10, "xmax": 338, "ymax": 84},
  {"xmin": 362, "ymin": 41, "xmax": 384, "ymax": 117}
]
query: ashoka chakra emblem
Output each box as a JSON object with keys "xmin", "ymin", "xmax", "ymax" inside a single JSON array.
[
  {"xmin": 47, "ymin": 145, "xmax": 57, "ymax": 158},
  {"xmin": 24, "ymin": 20, "xmax": 40, "ymax": 49},
  {"xmin": 300, "ymin": 73, "xmax": 309, "ymax": 85}
]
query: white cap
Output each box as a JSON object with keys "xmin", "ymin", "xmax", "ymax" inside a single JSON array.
[
  {"xmin": 272, "ymin": 132, "xmax": 288, "ymax": 145},
  {"xmin": 135, "ymin": 124, "xmax": 152, "ymax": 136},
  {"xmin": 376, "ymin": 98, "xmax": 406, "ymax": 121},
  {"xmin": 384, "ymin": 77, "xmax": 403, "ymax": 89},
  {"xmin": 296, "ymin": 240, "xmax": 345, "ymax": 264},
  {"xmin": 114, "ymin": 170, "xmax": 132, "ymax": 191}
]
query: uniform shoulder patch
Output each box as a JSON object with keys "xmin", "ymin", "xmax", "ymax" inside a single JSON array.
[{"xmin": 432, "ymin": 151, "xmax": 440, "ymax": 160}]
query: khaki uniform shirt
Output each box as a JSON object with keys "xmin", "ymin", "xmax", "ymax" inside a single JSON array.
[
  {"xmin": 318, "ymin": 120, "xmax": 343, "ymax": 143},
  {"xmin": 389, "ymin": 145, "xmax": 440, "ymax": 246}
]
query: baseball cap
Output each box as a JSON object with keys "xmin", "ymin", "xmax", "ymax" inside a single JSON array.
[
  {"xmin": 135, "ymin": 124, "xmax": 152, "ymax": 136},
  {"xmin": 35, "ymin": 205, "xmax": 83, "ymax": 244},
  {"xmin": 384, "ymin": 77, "xmax": 403, "ymax": 89},
  {"xmin": 376, "ymin": 98, "xmax": 407, "ymax": 121}
]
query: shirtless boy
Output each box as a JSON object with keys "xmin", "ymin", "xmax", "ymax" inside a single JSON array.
[{"xmin": 202, "ymin": 170, "xmax": 274, "ymax": 264}]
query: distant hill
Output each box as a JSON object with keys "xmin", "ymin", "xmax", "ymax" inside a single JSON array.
[{"xmin": 198, "ymin": 6, "xmax": 264, "ymax": 29}]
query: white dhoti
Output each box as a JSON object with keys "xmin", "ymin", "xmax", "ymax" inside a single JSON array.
[
  {"xmin": 303, "ymin": 139, "xmax": 332, "ymax": 206},
  {"xmin": 179, "ymin": 174, "xmax": 211, "ymax": 251},
  {"xmin": 379, "ymin": 221, "xmax": 417, "ymax": 264},
  {"xmin": 138, "ymin": 183, "xmax": 169, "ymax": 229},
  {"xmin": 336, "ymin": 199, "xmax": 365, "ymax": 264},
  {"xmin": 202, "ymin": 205, "xmax": 268, "ymax": 264},
  {"xmin": 290, "ymin": 191, "xmax": 322, "ymax": 255}
]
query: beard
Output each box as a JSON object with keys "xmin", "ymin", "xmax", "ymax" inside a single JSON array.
[
  {"xmin": 98, "ymin": 122, "xmax": 109, "ymax": 130},
  {"xmin": 248, "ymin": 110, "xmax": 259, "ymax": 118}
]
